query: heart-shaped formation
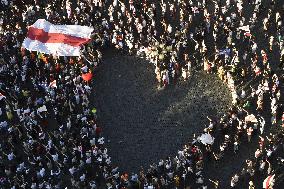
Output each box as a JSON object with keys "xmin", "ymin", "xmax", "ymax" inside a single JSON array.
[{"xmin": 92, "ymin": 50, "xmax": 232, "ymax": 172}]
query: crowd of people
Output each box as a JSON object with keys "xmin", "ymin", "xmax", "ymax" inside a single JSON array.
[{"xmin": 0, "ymin": 0, "xmax": 284, "ymax": 188}]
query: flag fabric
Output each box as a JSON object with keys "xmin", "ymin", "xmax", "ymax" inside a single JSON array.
[
  {"xmin": 239, "ymin": 25, "xmax": 251, "ymax": 37},
  {"xmin": 263, "ymin": 175, "xmax": 275, "ymax": 189},
  {"xmin": 239, "ymin": 25, "xmax": 250, "ymax": 32},
  {"xmin": 0, "ymin": 92, "xmax": 6, "ymax": 100},
  {"xmin": 22, "ymin": 19, "xmax": 94, "ymax": 56},
  {"xmin": 49, "ymin": 80, "xmax": 57, "ymax": 88}
]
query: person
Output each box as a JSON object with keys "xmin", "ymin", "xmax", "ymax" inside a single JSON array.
[
  {"xmin": 247, "ymin": 127, "xmax": 254, "ymax": 142},
  {"xmin": 249, "ymin": 181, "xmax": 255, "ymax": 189},
  {"xmin": 233, "ymin": 138, "xmax": 239, "ymax": 154},
  {"xmin": 230, "ymin": 174, "xmax": 239, "ymax": 187}
]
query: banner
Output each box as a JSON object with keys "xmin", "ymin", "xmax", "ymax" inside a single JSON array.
[{"xmin": 22, "ymin": 19, "xmax": 93, "ymax": 56}]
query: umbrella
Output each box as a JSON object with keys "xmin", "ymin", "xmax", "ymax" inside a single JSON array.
[
  {"xmin": 91, "ymin": 108, "xmax": 97, "ymax": 114},
  {"xmin": 263, "ymin": 174, "xmax": 275, "ymax": 189},
  {"xmin": 37, "ymin": 105, "xmax": 47, "ymax": 113},
  {"xmin": 82, "ymin": 72, "xmax": 93, "ymax": 82},
  {"xmin": 199, "ymin": 133, "xmax": 215, "ymax": 145},
  {"xmin": 245, "ymin": 114, "xmax": 258, "ymax": 123}
]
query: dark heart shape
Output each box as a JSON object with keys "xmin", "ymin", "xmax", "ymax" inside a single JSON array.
[{"xmin": 92, "ymin": 49, "xmax": 232, "ymax": 172}]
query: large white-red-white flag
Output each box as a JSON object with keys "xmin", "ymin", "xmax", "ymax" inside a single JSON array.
[{"xmin": 22, "ymin": 19, "xmax": 93, "ymax": 56}]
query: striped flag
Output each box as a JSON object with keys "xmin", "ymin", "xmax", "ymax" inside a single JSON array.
[
  {"xmin": 49, "ymin": 80, "xmax": 57, "ymax": 88},
  {"xmin": 0, "ymin": 92, "xmax": 6, "ymax": 100},
  {"xmin": 22, "ymin": 19, "xmax": 94, "ymax": 56},
  {"xmin": 239, "ymin": 25, "xmax": 251, "ymax": 37},
  {"xmin": 263, "ymin": 174, "xmax": 275, "ymax": 189}
]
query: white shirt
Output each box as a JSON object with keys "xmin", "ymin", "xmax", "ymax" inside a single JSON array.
[
  {"xmin": 69, "ymin": 167, "xmax": 76, "ymax": 175},
  {"xmin": 98, "ymin": 137, "xmax": 104, "ymax": 144},
  {"xmin": 267, "ymin": 149, "xmax": 272, "ymax": 157},
  {"xmin": 80, "ymin": 174, "xmax": 86, "ymax": 181},
  {"xmin": 8, "ymin": 152, "xmax": 15, "ymax": 161},
  {"xmin": 86, "ymin": 157, "xmax": 92, "ymax": 164},
  {"xmin": 52, "ymin": 153, "xmax": 59, "ymax": 162},
  {"xmin": 31, "ymin": 183, "xmax": 36, "ymax": 189},
  {"xmin": 1, "ymin": 0, "xmax": 8, "ymax": 6},
  {"xmin": 39, "ymin": 168, "xmax": 45, "ymax": 177},
  {"xmin": 167, "ymin": 25, "xmax": 172, "ymax": 33}
]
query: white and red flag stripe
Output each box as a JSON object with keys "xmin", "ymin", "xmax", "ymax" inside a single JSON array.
[
  {"xmin": 49, "ymin": 80, "xmax": 57, "ymax": 88},
  {"xmin": 0, "ymin": 92, "xmax": 6, "ymax": 100},
  {"xmin": 263, "ymin": 174, "xmax": 275, "ymax": 189},
  {"xmin": 22, "ymin": 19, "xmax": 93, "ymax": 56}
]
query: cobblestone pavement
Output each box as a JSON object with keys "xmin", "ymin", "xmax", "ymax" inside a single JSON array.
[{"xmin": 92, "ymin": 49, "xmax": 232, "ymax": 173}]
